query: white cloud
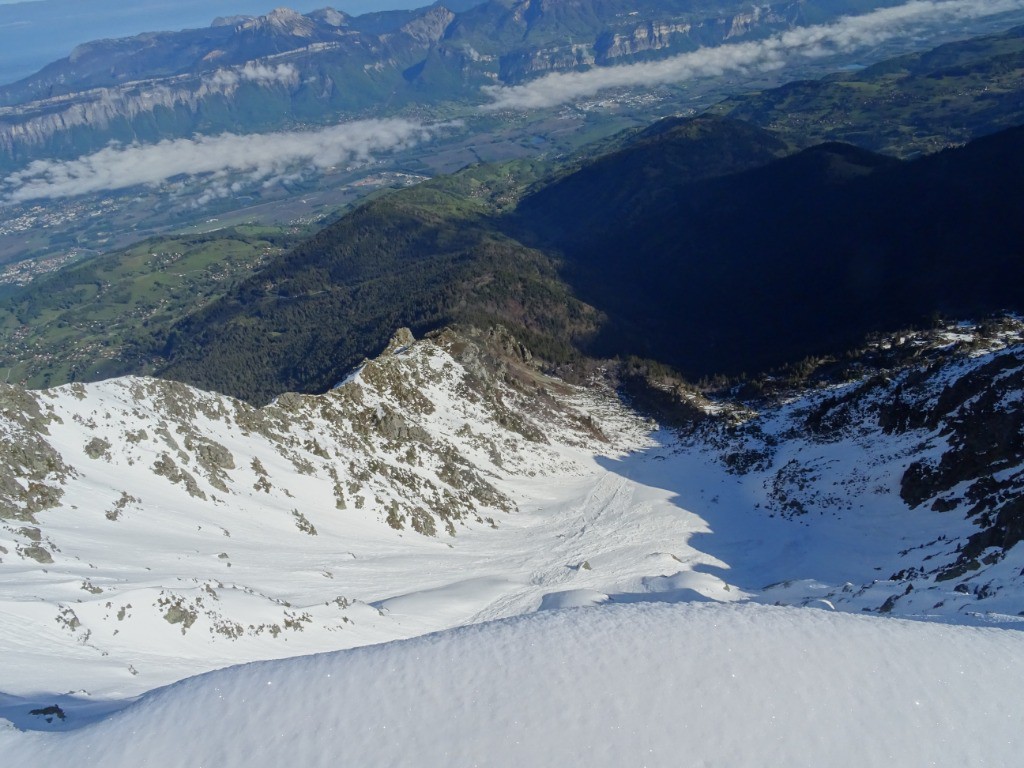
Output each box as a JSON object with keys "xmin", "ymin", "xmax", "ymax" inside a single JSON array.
[
  {"xmin": 2, "ymin": 119, "xmax": 457, "ymax": 203},
  {"xmin": 240, "ymin": 62, "xmax": 300, "ymax": 87},
  {"xmin": 482, "ymin": 0, "xmax": 1024, "ymax": 111},
  {"xmin": 207, "ymin": 62, "xmax": 300, "ymax": 90},
  {"xmin": 207, "ymin": 69, "xmax": 240, "ymax": 89}
]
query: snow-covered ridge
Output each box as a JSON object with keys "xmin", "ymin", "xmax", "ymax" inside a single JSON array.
[
  {"xmin": 0, "ymin": 326, "xmax": 653, "ymax": 702},
  {"xmin": 4, "ymin": 320, "xmax": 1024, "ymax": 741}
]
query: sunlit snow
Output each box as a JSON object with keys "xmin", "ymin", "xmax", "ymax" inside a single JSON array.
[
  {"xmin": 2, "ymin": 326, "xmax": 1024, "ymax": 764},
  {"xmin": 4, "ymin": 603, "xmax": 1023, "ymax": 767}
]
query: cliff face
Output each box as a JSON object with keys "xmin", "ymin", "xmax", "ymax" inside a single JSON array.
[
  {"xmin": 0, "ymin": 72, "xmax": 263, "ymax": 158},
  {"xmin": 399, "ymin": 6, "xmax": 457, "ymax": 46},
  {"xmin": 490, "ymin": 1, "xmax": 805, "ymax": 82},
  {"xmin": 593, "ymin": 21, "xmax": 693, "ymax": 63},
  {"xmin": 498, "ymin": 43, "xmax": 596, "ymax": 81}
]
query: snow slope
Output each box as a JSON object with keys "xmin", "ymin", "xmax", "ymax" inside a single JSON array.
[
  {"xmin": 0, "ymin": 326, "xmax": 690, "ymax": 705},
  {"xmin": 3, "ymin": 321, "xmax": 1024, "ymax": 757},
  {"xmin": 3, "ymin": 602, "xmax": 1022, "ymax": 768}
]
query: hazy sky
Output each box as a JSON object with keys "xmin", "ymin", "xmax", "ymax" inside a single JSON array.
[{"xmin": 0, "ymin": 0, "xmax": 410, "ymax": 6}]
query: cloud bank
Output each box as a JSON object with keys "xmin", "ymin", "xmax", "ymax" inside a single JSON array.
[
  {"xmin": 482, "ymin": 0, "xmax": 1024, "ymax": 111},
  {"xmin": 207, "ymin": 62, "xmax": 300, "ymax": 90},
  {"xmin": 3, "ymin": 119, "xmax": 454, "ymax": 203}
]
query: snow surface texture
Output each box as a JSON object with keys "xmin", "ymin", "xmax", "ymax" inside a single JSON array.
[
  {"xmin": 3, "ymin": 322, "xmax": 1024, "ymax": 760},
  {"xmin": 3, "ymin": 602, "xmax": 1023, "ymax": 767}
]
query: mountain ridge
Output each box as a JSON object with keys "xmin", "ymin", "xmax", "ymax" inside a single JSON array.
[
  {"xmin": 511, "ymin": 121, "xmax": 1024, "ymax": 381},
  {"xmin": 4, "ymin": 319, "xmax": 1024, "ymax": 715},
  {"xmin": 136, "ymin": 117, "xmax": 1024, "ymax": 405}
]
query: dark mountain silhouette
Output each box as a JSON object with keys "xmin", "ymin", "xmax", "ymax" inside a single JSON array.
[{"xmin": 516, "ymin": 123, "xmax": 1024, "ymax": 378}]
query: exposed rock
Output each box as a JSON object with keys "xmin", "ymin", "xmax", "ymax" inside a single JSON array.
[
  {"xmin": 152, "ymin": 453, "xmax": 207, "ymax": 500},
  {"xmin": 20, "ymin": 544, "xmax": 53, "ymax": 563},
  {"xmin": 0, "ymin": 384, "xmax": 71, "ymax": 521},
  {"xmin": 237, "ymin": 8, "xmax": 317, "ymax": 38},
  {"xmin": 691, "ymin": 318, "xmax": 1024, "ymax": 607},
  {"xmin": 84, "ymin": 437, "xmax": 112, "ymax": 460},
  {"xmin": 499, "ymin": 44, "xmax": 595, "ymax": 81},
  {"xmin": 308, "ymin": 9, "xmax": 349, "ymax": 28},
  {"xmin": 594, "ymin": 21, "xmax": 692, "ymax": 64},
  {"xmin": 400, "ymin": 6, "xmax": 455, "ymax": 45},
  {"xmin": 28, "ymin": 705, "xmax": 65, "ymax": 724},
  {"xmin": 382, "ymin": 327, "xmax": 416, "ymax": 355}
]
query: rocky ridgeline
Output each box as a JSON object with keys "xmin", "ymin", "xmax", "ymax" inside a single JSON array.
[
  {"xmin": 0, "ymin": 326, "xmax": 640, "ymax": 664},
  {"xmin": 6, "ymin": 316, "xmax": 1024, "ymax": 689},
  {"xmin": 1, "ymin": 325, "xmax": 627, "ymax": 547}
]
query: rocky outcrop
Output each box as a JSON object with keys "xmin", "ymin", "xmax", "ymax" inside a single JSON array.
[
  {"xmin": 499, "ymin": 44, "xmax": 595, "ymax": 81},
  {"xmin": 0, "ymin": 326, "xmax": 623, "ymax": 538},
  {"xmin": 726, "ymin": 6, "xmax": 772, "ymax": 39},
  {"xmin": 885, "ymin": 348, "xmax": 1024, "ymax": 579},
  {"xmin": 690, "ymin": 317, "xmax": 1024, "ymax": 614},
  {"xmin": 237, "ymin": 8, "xmax": 318, "ymax": 39},
  {"xmin": 594, "ymin": 22, "xmax": 693, "ymax": 64},
  {"xmin": 399, "ymin": 6, "xmax": 456, "ymax": 46},
  {"xmin": 0, "ymin": 384, "xmax": 72, "ymax": 521},
  {"xmin": 308, "ymin": 9, "xmax": 350, "ymax": 29}
]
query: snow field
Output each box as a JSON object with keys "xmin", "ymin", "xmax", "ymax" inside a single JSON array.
[
  {"xmin": 3, "ymin": 602, "xmax": 1022, "ymax": 768},
  {"xmin": 5, "ymin": 327, "xmax": 1024, "ymax": 763}
]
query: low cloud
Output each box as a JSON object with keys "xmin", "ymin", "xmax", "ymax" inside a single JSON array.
[
  {"xmin": 3, "ymin": 119, "xmax": 456, "ymax": 203},
  {"xmin": 482, "ymin": 0, "xmax": 1024, "ymax": 111},
  {"xmin": 207, "ymin": 62, "xmax": 300, "ymax": 90}
]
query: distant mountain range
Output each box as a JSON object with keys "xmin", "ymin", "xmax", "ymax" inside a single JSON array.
[
  {"xmin": 0, "ymin": 0, "xmax": 910, "ymax": 170},
  {"xmin": 0, "ymin": 1, "xmax": 440, "ymax": 86}
]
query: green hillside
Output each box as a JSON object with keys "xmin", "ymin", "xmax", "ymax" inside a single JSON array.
[
  {"xmin": 0, "ymin": 226, "xmax": 300, "ymax": 388},
  {"xmin": 157, "ymin": 174, "xmax": 602, "ymax": 404},
  {"xmin": 711, "ymin": 25, "xmax": 1024, "ymax": 157}
]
